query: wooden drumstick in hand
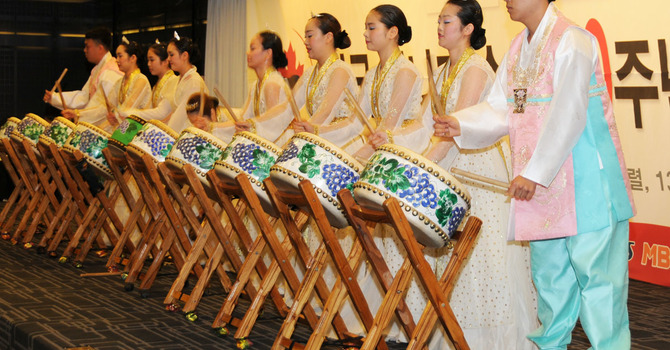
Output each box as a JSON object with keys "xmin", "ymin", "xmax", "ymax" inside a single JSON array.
[
  {"xmin": 50, "ymin": 68, "xmax": 68, "ymax": 94},
  {"xmin": 282, "ymin": 78, "xmax": 302, "ymax": 122},
  {"xmin": 198, "ymin": 86, "xmax": 205, "ymax": 120},
  {"xmin": 426, "ymin": 51, "xmax": 446, "ymax": 116},
  {"xmin": 344, "ymin": 88, "xmax": 375, "ymax": 134},
  {"xmin": 450, "ymin": 167, "xmax": 510, "ymax": 189},
  {"xmin": 56, "ymin": 83, "xmax": 68, "ymax": 112},
  {"xmin": 213, "ymin": 87, "xmax": 240, "ymax": 123}
]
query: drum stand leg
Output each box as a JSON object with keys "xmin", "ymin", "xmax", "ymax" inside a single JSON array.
[
  {"xmin": 202, "ymin": 173, "xmax": 308, "ymax": 331},
  {"xmin": 0, "ymin": 142, "xmax": 26, "ymax": 234},
  {"xmin": 273, "ymin": 181, "xmax": 379, "ymax": 350}
]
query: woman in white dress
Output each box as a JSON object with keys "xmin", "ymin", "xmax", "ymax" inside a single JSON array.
[
  {"xmin": 118, "ymin": 42, "xmax": 178, "ymax": 121},
  {"xmin": 212, "ymin": 31, "xmax": 288, "ymax": 144},
  {"xmin": 420, "ymin": 1, "xmax": 538, "ymax": 349},
  {"xmin": 165, "ymin": 35, "xmax": 208, "ymax": 133},
  {"xmin": 267, "ymin": 13, "xmax": 359, "ymax": 148},
  {"xmin": 62, "ymin": 40, "xmax": 151, "ymax": 132}
]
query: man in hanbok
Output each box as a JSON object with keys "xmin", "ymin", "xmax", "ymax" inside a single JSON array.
[
  {"xmin": 435, "ymin": 0, "xmax": 635, "ymax": 349},
  {"xmin": 43, "ymin": 27, "xmax": 122, "ymax": 118}
]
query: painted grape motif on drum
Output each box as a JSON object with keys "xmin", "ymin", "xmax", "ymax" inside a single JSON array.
[
  {"xmin": 276, "ymin": 141, "xmax": 299, "ymax": 162},
  {"xmin": 447, "ymin": 206, "xmax": 466, "ymax": 233},
  {"xmin": 322, "ymin": 163, "xmax": 359, "ymax": 197},
  {"xmin": 139, "ymin": 128, "xmax": 174, "ymax": 158},
  {"xmin": 297, "ymin": 143, "xmax": 321, "ymax": 178},
  {"xmin": 230, "ymin": 143, "xmax": 276, "ymax": 181},
  {"xmin": 19, "ymin": 121, "xmax": 45, "ymax": 142},
  {"xmin": 436, "ymin": 188, "xmax": 459, "ymax": 227},
  {"xmin": 0, "ymin": 124, "xmax": 14, "ymax": 138},
  {"xmin": 175, "ymin": 136, "xmax": 223, "ymax": 170},
  {"xmin": 47, "ymin": 123, "xmax": 71, "ymax": 146},
  {"xmin": 397, "ymin": 167, "xmax": 439, "ymax": 208},
  {"xmin": 79, "ymin": 130, "xmax": 108, "ymax": 165}
]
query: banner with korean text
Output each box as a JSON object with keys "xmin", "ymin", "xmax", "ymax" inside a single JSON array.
[{"xmin": 246, "ymin": 0, "xmax": 670, "ymax": 286}]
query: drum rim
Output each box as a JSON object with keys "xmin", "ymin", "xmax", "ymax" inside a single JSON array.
[
  {"xmin": 6, "ymin": 117, "xmax": 22, "ymax": 124},
  {"xmin": 270, "ymin": 163, "xmax": 345, "ymax": 214},
  {"xmin": 291, "ymin": 132, "xmax": 363, "ymax": 173},
  {"xmin": 373, "ymin": 143, "xmax": 472, "ymax": 203},
  {"xmin": 232, "ymin": 131, "xmax": 283, "ymax": 155},
  {"xmin": 352, "ymin": 181, "xmax": 455, "ymax": 246},
  {"xmin": 179, "ymin": 126, "xmax": 228, "ymax": 150},
  {"xmin": 23, "ymin": 113, "xmax": 51, "ymax": 127},
  {"xmin": 143, "ymin": 119, "xmax": 180, "ymax": 139},
  {"xmin": 52, "ymin": 116, "xmax": 77, "ymax": 130},
  {"xmin": 126, "ymin": 114, "xmax": 148, "ymax": 125},
  {"xmin": 38, "ymin": 133, "xmax": 56, "ymax": 147},
  {"xmin": 213, "ymin": 160, "xmax": 267, "ymax": 191},
  {"xmin": 77, "ymin": 121, "xmax": 112, "ymax": 138}
]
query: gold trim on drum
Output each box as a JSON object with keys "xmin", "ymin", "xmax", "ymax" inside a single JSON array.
[
  {"xmin": 292, "ymin": 132, "xmax": 363, "ymax": 173},
  {"xmin": 38, "ymin": 134, "xmax": 55, "ymax": 147},
  {"xmin": 180, "ymin": 126, "xmax": 225, "ymax": 145},
  {"xmin": 53, "ymin": 116, "xmax": 77, "ymax": 130},
  {"xmin": 145, "ymin": 119, "xmax": 179, "ymax": 139},
  {"xmin": 234, "ymin": 131, "xmax": 283, "ymax": 155},
  {"xmin": 7, "ymin": 117, "xmax": 21, "ymax": 124},
  {"xmin": 24, "ymin": 113, "xmax": 51, "ymax": 127},
  {"xmin": 78, "ymin": 121, "xmax": 112, "ymax": 138},
  {"xmin": 352, "ymin": 181, "xmax": 466, "ymax": 245},
  {"xmin": 214, "ymin": 160, "xmax": 266, "ymax": 189},
  {"xmin": 270, "ymin": 164, "xmax": 345, "ymax": 213},
  {"xmin": 127, "ymin": 114, "xmax": 147, "ymax": 125},
  {"xmin": 375, "ymin": 143, "xmax": 471, "ymax": 205}
]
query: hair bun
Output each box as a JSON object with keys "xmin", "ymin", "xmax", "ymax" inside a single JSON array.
[
  {"xmin": 471, "ymin": 27, "xmax": 487, "ymax": 50},
  {"xmin": 399, "ymin": 26, "xmax": 412, "ymax": 46},
  {"xmin": 335, "ymin": 30, "xmax": 351, "ymax": 50}
]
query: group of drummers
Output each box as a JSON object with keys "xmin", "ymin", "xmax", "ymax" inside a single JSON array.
[{"xmin": 8, "ymin": 0, "xmax": 635, "ymax": 349}]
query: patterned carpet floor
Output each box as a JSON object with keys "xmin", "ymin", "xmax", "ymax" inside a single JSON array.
[{"xmin": 0, "ymin": 227, "xmax": 668, "ymax": 349}]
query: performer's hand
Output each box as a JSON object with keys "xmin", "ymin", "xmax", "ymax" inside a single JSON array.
[
  {"xmin": 292, "ymin": 121, "xmax": 314, "ymax": 133},
  {"xmin": 353, "ymin": 144, "xmax": 375, "ymax": 163},
  {"xmin": 106, "ymin": 111, "xmax": 119, "ymax": 128},
  {"xmin": 433, "ymin": 115, "xmax": 461, "ymax": 137},
  {"xmin": 43, "ymin": 90, "xmax": 53, "ymax": 104},
  {"xmin": 367, "ymin": 131, "xmax": 388, "ymax": 149},
  {"xmin": 61, "ymin": 109, "xmax": 76, "ymax": 121},
  {"xmin": 507, "ymin": 176, "xmax": 537, "ymax": 201},
  {"xmin": 235, "ymin": 121, "xmax": 251, "ymax": 132}
]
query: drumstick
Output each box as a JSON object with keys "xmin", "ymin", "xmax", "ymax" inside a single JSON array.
[
  {"xmin": 213, "ymin": 87, "xmax": 240, "ymax": 123},
  {"xmin": 56, "ymin": 83, "xmax": 68, "ymax": 111},
  {"xmin": 282, "ymin": 78, "xmax": 303, "ymax": 122},
  {"xmin": 198, "ymin": 86, "xmax": 206, "ymax": 120},
  {"xmin": 343, "ymin": 88, "xmax": 375, "ymax": 134},
  {"xmin": 50, "ymin": 68, "xmax": 68, "ymax": 94},
  {"xmin": 426, "ymin": 52, "xmax": 446, "ymax": 115},
  {"xmin": 450, "ymin": 167, "xmax": 509, "ymax": 189}
]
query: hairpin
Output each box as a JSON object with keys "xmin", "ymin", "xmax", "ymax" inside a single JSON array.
[
  {"xmin": 122, "ymin": 35, "xmax": 130, "ymax": 44},
  {"xmin": 174, "ymin": 31, "xmax": 180, "ymax": 41}
]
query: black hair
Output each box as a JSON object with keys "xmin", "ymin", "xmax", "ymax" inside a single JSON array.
[
  {"xmin": 168, "ymin": 36, "xmax": 201, "ymax": 64},
  {"xmin": 185, "ymin": 93, "xmax": 219, "ymax": 119},
  {"xmin": 148, "ymin": 42, "xmax": 168, "ymax": 61},
  {"xmin": 371, "ymin": 4, "xmax": 412, "ymax": 46},
  {"xmin": 447, "ymin": 0, "xmax": 487, "ymax": 50},
  {"xmin": 85, "ymin": 27, "xmax": 112, "ymax": 51},
  {"xmin": 258, "ymin": 31, "xmax": 288, "ymax": 69},
  {"xmin": 311, "ymin": 13, "xmax": 351, "ymax": 50},
  {"xmin": 118, "ymin": 40, "xmax": 144, "ymax": 66}
]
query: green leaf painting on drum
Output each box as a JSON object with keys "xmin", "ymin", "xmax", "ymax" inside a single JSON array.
[
  {"xmin": 435, "ymin": 189, "xmax": 458, "ymax": 226},
  {"xmin": 297, "ymin": 143, "xmax": 321, "ymax": 178},
  {"xmin": 360, "ymin": 156, "xmax": 411, "ymax": 193},
  {"xmin": 50, "ymin": 124, "xmax": 71, "ymax": 146},
  {"xmin": 196, "ymin": 143, "xmax": 223, "ymax": 170},
  {"xmin": 87, "ymin": 137, "xmax": 109, "ymax": 165},
  {"xmin": 251, "ymin": 148, "xmax": 275, "ymax": 180},
  {"xmin": 160, "ymin": 143, "xmax": 173, "ymax": 158},
  {"xmin": 69, "ymin": 132, "xmax": 82, "ymax": 147},
  {"xmin": 24, "ymin": 123, "xmax": 44, "ymax": 142}
]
